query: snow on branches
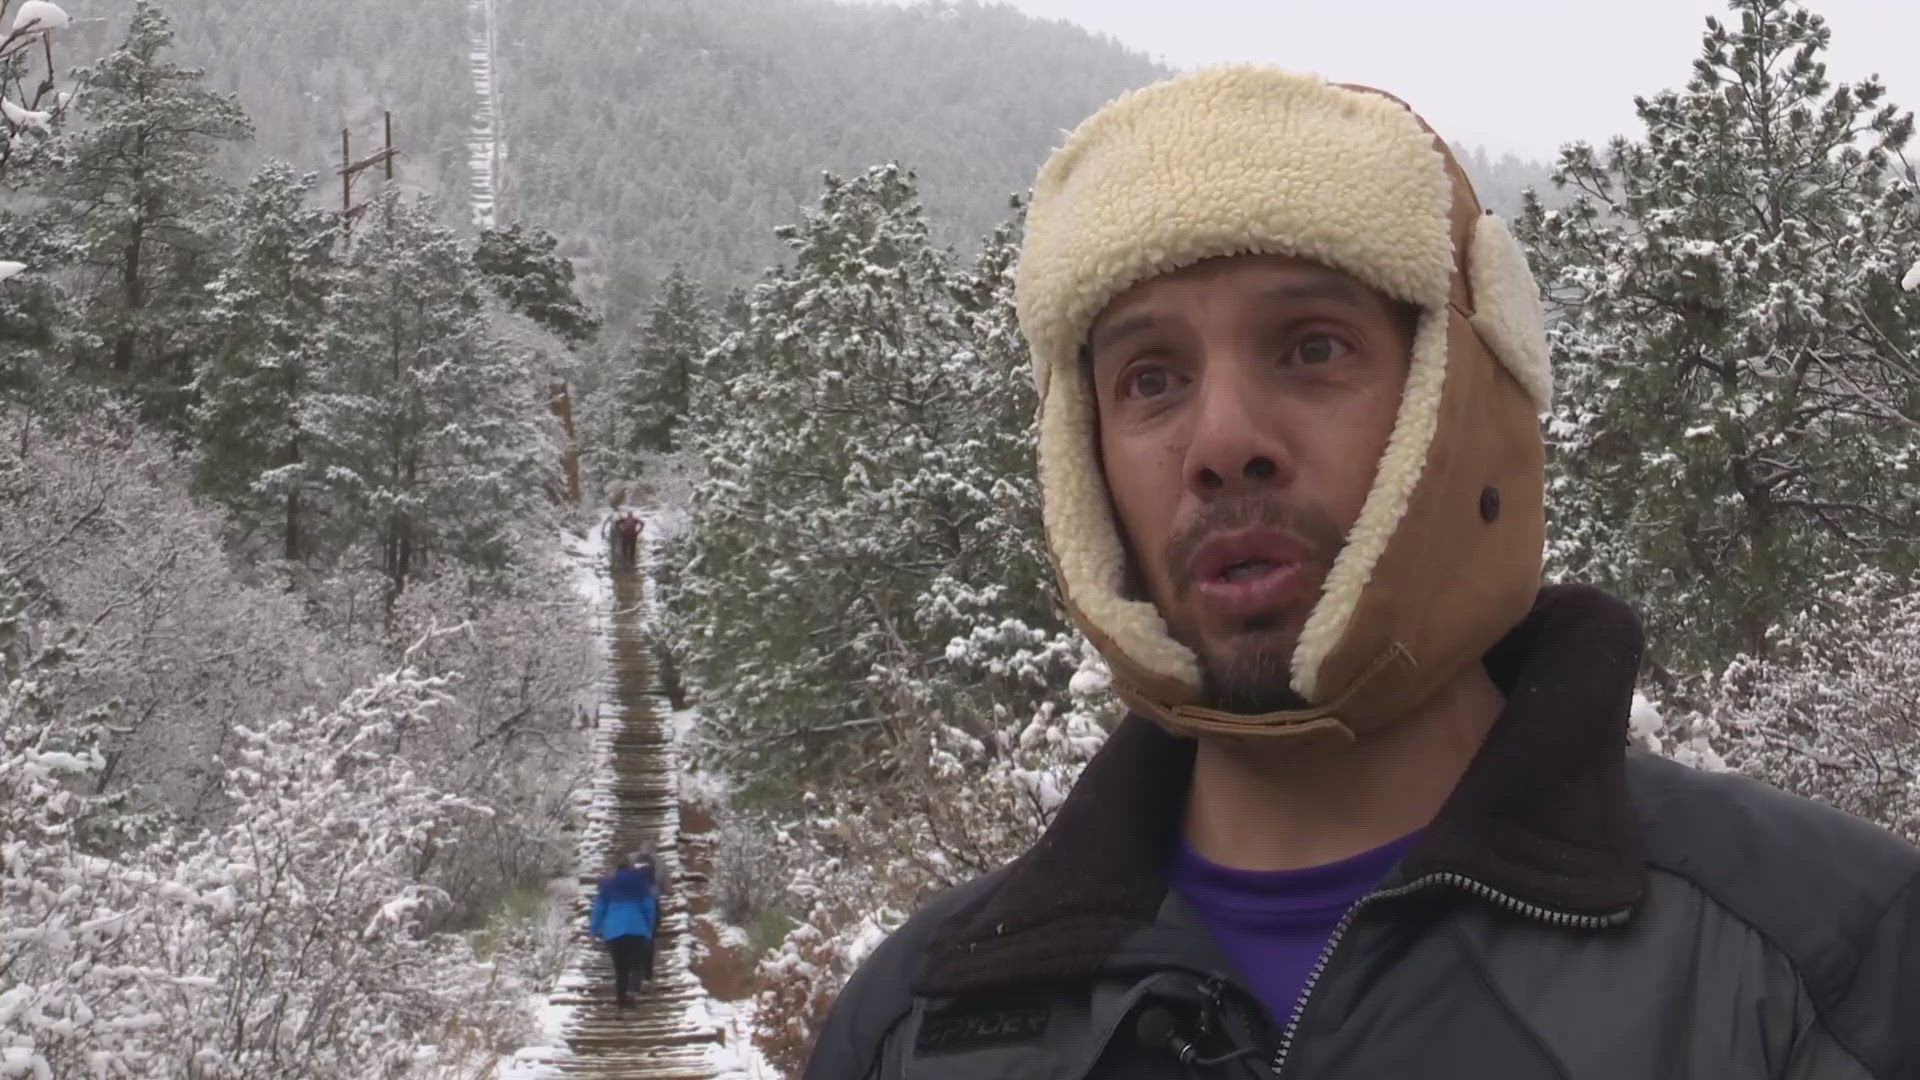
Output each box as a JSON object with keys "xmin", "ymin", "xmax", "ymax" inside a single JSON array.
[
  {"xmin": 1705, "ymin": 569, "xmax": 1920, "ymax": 843},
  {"xmin": 0, "ymin": 545, "xmax": 488, "ymax": 1077},
  {"xmin": 0, "ymin": 415, "xmax": 587, "ymax": 1076},
  {"xmin": 0, "ymin": 95, "xmax": 46, "ymax": 129},
  {"xmin": 9, "ymin": 1, "xmax": 70, "ymax": 35},
  {"xmin": 0, "ymin": 0, "xmax": 75, "ymax": 180}
]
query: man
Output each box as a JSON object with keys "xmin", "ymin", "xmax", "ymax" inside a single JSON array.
[
  {"xmin": 614, "ymin": 510, "xmax": 642, "ymax": 568},
  {"xmin": 589, "ymin": 851, "xmax": 660, "ymax": 1008},
  {"xmin": 803, "ymin": 67, "xmax": 1918, "ymax": 1078}
]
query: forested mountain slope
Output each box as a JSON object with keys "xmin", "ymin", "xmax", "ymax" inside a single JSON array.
[
  {"xmin": 67, "ymin": 0, "xmax": 1552, "ymax": 318},
  {"xmin": 491, "ymin": 0, "xmax": 1166, "ymax": 305},
  {"xmin": 66, "ymin": 0, "xmax": 471, "ymax": 191},
  {"xmin": 68, "ymin": 0, "xmax": 1163, "ymax": 316}
]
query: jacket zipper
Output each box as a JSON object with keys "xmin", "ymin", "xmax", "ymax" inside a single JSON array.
[{"xmin": 1267, "ymin": 871, "xmax": 1633, "ymax": 1078}]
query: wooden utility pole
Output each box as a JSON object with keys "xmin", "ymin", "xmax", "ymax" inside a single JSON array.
[
  {"xmin": 300, "ymin": 110, "xmax": 400, "ymax": 569},
  {"xmin": 340, "ymin": 109, "xmax": 399, "ymax": 223}
]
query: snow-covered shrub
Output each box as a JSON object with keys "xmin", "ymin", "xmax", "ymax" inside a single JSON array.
[
  {"xmin": 752, "ymin": 876, "xmax": 902, "ymax": 1078},
  {"xmin": 709, "ymin": 810, "xmax": 793, "ymax": 932},
  {"xmin": 1704, "ymin": 570, "xmax": 1920, "ymax": 841},
  {"xmin": 1626, "ymin": 692, "xmax": 1728, "ymax": 772},
  {"xmin": 0, "ymin": 564, "xmax": 184, "ymax": 1080},
  {"xmin": 383, "ymin": 562, "xmax": 597, "ymax": 925},
  {"xmin": 2, "ymin": 521, "xmax": 566, "ymax": 1076},
  {"xmin": 2, "ymin": 539, "xmax": 502, "ymax": 1077},
  {"xmin": 135, "ymin": 669, "xmax": 491, "ymax": 1077},
  {"xmin": 0, "ymin": 414, "xmax": 368, "ymax": 823}
]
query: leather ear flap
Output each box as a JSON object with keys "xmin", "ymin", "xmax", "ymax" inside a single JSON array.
[{"xmin": 1465, "ymin": 214, "xmax": 1553, "ymax": 412}]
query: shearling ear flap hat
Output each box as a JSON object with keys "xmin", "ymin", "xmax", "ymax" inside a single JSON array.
[{"xmin": 1018, "ymin": 65, "xmax": 1552, "ymax": 739}]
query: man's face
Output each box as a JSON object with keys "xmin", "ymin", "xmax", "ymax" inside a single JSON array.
[{"xmin": 1086, "ymin": 254, "xmax": 1415, "ymax": 713}]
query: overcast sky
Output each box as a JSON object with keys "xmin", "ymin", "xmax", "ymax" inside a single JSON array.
[{"xmin": 971, "ymin": 0, "xmax": 1919, "ymax": 162}]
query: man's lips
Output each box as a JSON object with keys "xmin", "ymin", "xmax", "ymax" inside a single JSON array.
[{"xmin": 1188, "ymin": 529, "xmax": 1316, "ymax": 619}]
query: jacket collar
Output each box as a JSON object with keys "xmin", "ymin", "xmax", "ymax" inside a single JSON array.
[{"xmin": 914, "ymin": 584, "xmax": 1649, "ymax": 996}]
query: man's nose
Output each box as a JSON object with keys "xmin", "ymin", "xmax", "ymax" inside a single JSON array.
[{"xmin": 1184, "ymin": 362, "xmax": 1293, "ymax": 497}]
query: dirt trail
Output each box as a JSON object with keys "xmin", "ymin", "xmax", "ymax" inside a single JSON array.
[{"xmin": 525, "ymin": 543, "xmax": 729, "ymax": 1077}]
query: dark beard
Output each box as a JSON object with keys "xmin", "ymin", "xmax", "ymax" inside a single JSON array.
[{"xmin": 1198, "ymin": 627, "xmax": 1313, "ymax": 714}]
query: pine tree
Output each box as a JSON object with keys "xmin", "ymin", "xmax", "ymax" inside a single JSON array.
[
  {"xmin": 190, "ymin": 161, "xmax": 341, "ymax": 562},
  {"xmin": 666, "ymin": 173, "xmax": 1108, "ymax": 794},
  {"xmin": 473, "ymin": 222, "xmax": 600, "ymax": 347},
  {"xmin": 306, "ymin": 191, "xmax": 552, "ymax": 618},
  {"xmin": 667, "ymin": 165, "xmax": 970, "ymax": 782},
  {"xmin": 611, "ymin": 263, "xmax": 712, "ymax": 456},
  {"xmin": 38, "ymin": 0, "xmax": 251, "ymax": 424},
  {"xmin": 1513, "ymin": 0, "xmax": 1920, "ymax": 674},
  {"xmin": 473, "ymin": 222, "xmax": 599, "ymax": 507}
]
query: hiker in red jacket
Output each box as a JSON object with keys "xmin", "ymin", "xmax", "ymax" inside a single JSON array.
[{"xmin": 613, "ymin": 511, "xmax": 642, "ymax": 568}]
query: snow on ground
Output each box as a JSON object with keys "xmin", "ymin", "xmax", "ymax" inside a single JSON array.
[
  {"xmin": 686, "ymin": 996, "xmax": 776, "ymax": 1080},
  {"xmin": 495, "ymin": 993, "xmax": 573, "ymax": 1079}
]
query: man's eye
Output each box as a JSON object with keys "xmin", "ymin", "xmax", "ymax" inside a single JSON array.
[
  {"xmin": 1293, "ymin": 334, "xmax": 1351, "ymax": 365},
  {"xmin": 1122, "ymin": 367, "xmax": 1174, "ymax": 399}
]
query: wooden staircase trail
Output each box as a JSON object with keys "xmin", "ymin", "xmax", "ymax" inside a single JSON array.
[{"xmin": 516, "ymin": 537, "xmax": 730, "ymax": 1078}]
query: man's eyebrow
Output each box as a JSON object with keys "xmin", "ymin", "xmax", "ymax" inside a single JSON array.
[
  {"xmin": 1086, "ymin": 311, "xmax": 1160, "ymax": 358},
  {"xmin": 1252, "ymin": 274, "xmax": 1369, "ymax": 308},
  {"xmin": 1086, "ymin": 272, "xmax": 1375, "ymax": 357}
]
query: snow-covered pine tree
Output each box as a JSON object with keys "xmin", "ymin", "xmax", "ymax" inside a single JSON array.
[
  {"xmin": 37, "ymin": 0, "xmax": 251, "ymax": 424},
  {"xmin": 665, "ymin": 164, "xmax": 978, "ymax": 783},
  {"xmin": 473, "ymin": 222, "xmax": 601, "ymax": 348},
  {"xmin": 608, "ymin": 262, "xmax": 712, "ymax": 457},
  {"xmin": 191, "ymin": 162, "xmax": 342, "ymax": 563},
  {"xmin": 1513, "ymin": 0, "xmax": 1920, "ymax": 673},
  {"xmin": 667, "ymin": 172, "xmax": 1112, "ymax": 813},
  {"xmin": 305, "ymin": 191, "xmax": 553, "ymax": 619},
  {"xmin": 736, "ymin": 197, "xmax": 1114, "ymax": 1066},
  {"xmin": 473, "ymin": 222, "xmax": 598, "ymax": 507}
]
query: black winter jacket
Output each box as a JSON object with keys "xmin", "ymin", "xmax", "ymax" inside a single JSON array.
[{"xmin": 803, "ymin": 587, "xmax": 1920, "ymax": 1079}]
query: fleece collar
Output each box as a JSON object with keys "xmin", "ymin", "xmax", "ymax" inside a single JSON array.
[{"xmin": 913, "ymin": 585, "xmax": 1648, "ymax": 996}]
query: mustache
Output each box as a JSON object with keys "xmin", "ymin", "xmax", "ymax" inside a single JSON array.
[{"xmin": 1165, "ymin": 496, "xmax": 1345, "ymax": 598}]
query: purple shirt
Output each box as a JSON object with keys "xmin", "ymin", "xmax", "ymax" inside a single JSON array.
[{"xmin": 1167, "ymin": 832, "xmax": 1420, "ymax": 1026}]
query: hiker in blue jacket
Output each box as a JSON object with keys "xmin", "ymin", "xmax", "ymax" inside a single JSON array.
[{"xmin": 589, "ymin": 852, "xmax": 660, "ymax": 1007}]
